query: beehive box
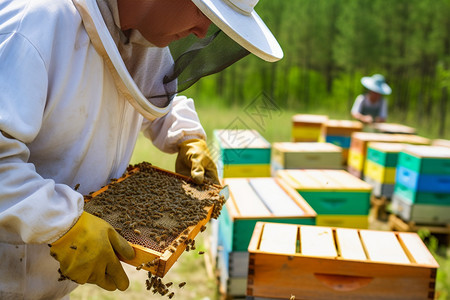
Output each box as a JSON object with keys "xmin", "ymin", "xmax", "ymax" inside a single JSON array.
[
  {"xmin": 84, "ymin": 162, "xmax": 228, "ymax": 277},
  {"xmin": 247, "ymin": 222, "xmax": 439, "ymax": 300},
  {"xmin": 276, "ymin": 169, "xmax": 372, "ymax": 228},
  {"xmin": 213, "ymin": 129, "xmax": 271, "ymax": 178},
  {"xmin": 370, "ymin": 122, "xmax": 417, "ymax": 134},
  {"xmin": 292, "ymin": 114, "xmax": 328, "ymax": 142},
  {"xmin": 218, "ymin": 177, "xmax": 316, "ymax": 252},
  {"xmin": 271, "ymin": 142, "xmax": 342, "ymax": 175},
  {"xmin": 216, "ymin": 177, "xmax": 316, "ymax": 297},
  {"xmin": 363, "ymin": 142, "xmax": 407, "ymax": 198},
  {"xmin": 320, "ymin": 119, "xmax": 363, "ymax": 164},
  {"xmin": 391, "ymin": 192, "xmax": 450, "ymax": 224},
  {"xmin": 347, "ymin": 132, "xmax": 430, "ymax": 178},
  {"xmin": 392, "ymin": 146, "xmax": 450, "ymax": 224},
  {"xmin": 394, "ymin": 146, "xmax": 450, "ymax": 202}
]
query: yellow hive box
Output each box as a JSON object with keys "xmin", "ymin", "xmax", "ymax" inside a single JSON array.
[
  {"xmin": 247, "ymin": 222, "xmax": 439, "ymax": 300},
  {"xmin": 292, "ymin": 114, "xmax": 328, "ymax": 142},
  {"xmin": 364, "ymin": 160, "xmax": 397, "ymax": 184},
  {"xmin": 221, "ymin": 163, "xmax": 271, "ymax": 178},
  {"xmin": 316, "ymin": 215, "xmax": 369, "ymax": 229},
  {"xmin": 322, "ymin": 119, "xmax": 363, "ymax": 136}
]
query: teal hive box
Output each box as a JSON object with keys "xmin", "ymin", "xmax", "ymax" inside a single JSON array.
[
  {"xmin": 398, "ymin": 145, "xmax": 450, "ymax": 175},
  {"xmin": 218, "ymin": 177, "xmax": 316, "ymax": 252},
  {"xmin": 277, "ymin": 169, "xmax": 372, "ymax": 216},
  {"xmin": 393, "ymin": 183, "xmax": 450, "ymax": 205},
  {"xmin": 366, "ymin": 142, "xmax": 407, "ymax": 168},
  {"xmin": 392, "ymin": 192, "xmax": 450, "ymax": 224},
  {"xmin": 213, "ymin": 129, "xmax": 271, "ymax": 165}
]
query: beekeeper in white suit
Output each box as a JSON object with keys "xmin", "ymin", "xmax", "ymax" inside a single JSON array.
[{"xmin": 0, "ymin": 0, "xmax": 282, "ymax": 298}]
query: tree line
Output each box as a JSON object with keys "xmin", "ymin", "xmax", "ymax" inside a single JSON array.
[{"xmin": 190, "ymin": 0, "xmax": 450, "ymax": 138}]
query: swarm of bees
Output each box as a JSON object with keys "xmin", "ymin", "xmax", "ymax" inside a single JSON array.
[
  {"xmin": 146, "ymin": 272, "xmax": 186, "ymax": 298},
  {"xmin": 83, "ymin": 162, "xmax": 226, "ymax": 253}
]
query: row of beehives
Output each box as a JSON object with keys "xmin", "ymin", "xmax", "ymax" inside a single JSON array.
[
  {"xmin": 211, "ymin": 126, "xmax": 450, "ymax": 298},
  {"xmin": 210, "ymin": 173, "xmax": 442, "ymax": 299},
  {"xmin": 346, "ymin": 134, "xmax": 450, "ymax": 226},
  {"xmin": 213, "ymin": 124, "xmax": 450, "ymax": 226}
]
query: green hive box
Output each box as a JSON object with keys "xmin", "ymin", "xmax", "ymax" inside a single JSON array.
[
  {"xmin": 397, "ymin": 145, "xmax": 450, "ymax": 175},
  {"xmin": 213, "ymin": 129, "xmax": 271, "ymax": 165},
  {"xmin": 366, "ymin": 142, "xmax": 407, "ymax": 168},
  {"xmin": 277, "ymin": 169, "xmax": 372, "ymax": 216},
  {"xmin": 218, "ymin": 177, "xmax": 316, "ymax": 252}
]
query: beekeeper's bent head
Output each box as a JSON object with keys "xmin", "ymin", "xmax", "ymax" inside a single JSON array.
[{"xmin": 118, "ymin": 0, "xmax": 283, "ymax": 62}]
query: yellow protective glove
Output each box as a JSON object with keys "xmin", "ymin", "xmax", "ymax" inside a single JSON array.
[
  {"xmin": 49, "ymin": 211, "xmax": 135, "ymax": 291},
  {"xmin": 175, "ymin": 138, "xmax": 220, "ymax": 185}
]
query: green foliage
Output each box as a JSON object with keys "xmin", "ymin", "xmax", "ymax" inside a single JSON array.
[
  {"xmin": 417, "ymin": 229, "xmax": 449, "ymax": 300},
  {"xmin": 189, "ymin": 0, "xmax": 450, "ymax": 139}
]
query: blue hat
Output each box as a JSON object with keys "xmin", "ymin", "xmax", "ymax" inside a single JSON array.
[{"xmin": 361, "ymin": 74, "xmax": 392, "ymax": 95}]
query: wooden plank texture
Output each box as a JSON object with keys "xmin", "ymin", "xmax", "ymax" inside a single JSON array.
[
  {"xmin": 300, "ymin": 226, "xmax": 337, "ymax": 257},
  {"xmin": 225, "ymin": 178, "xmax": 271, "ymax": 216},
  {"xmin": 259, "ymin": 223, "xmax": 298, "ymax": 254},
  {"xmin": 398, "ymin": 232, "xmax": 439, "ymax": 267},
  {"xmin": 360, "ymin": 230, "xmax": 410, "ymax": 264},
  {"xmin": 249, "ymin": 178, "xmax": 305, "ymax": 216},
  {"xmin": 335, "ymin": 228, "xmax": 367, "ymax": 260}
]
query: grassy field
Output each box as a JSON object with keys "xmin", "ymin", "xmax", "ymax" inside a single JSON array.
[{"xmin": 72, "ymin": 104, "xmax": 450, "ymax": 299}]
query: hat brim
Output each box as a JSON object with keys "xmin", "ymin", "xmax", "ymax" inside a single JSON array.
[
  {"xmin": 361, "ymin": 77, "xmax": 392, "ymax": 95},
  {"xmin": 192, "ymin": 0, "xmax": 283, "ymax": 62}
]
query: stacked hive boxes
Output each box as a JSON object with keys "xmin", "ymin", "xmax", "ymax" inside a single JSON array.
[
  {"xmin": 213, "ymin": 129, "xmax": 271, "ymax": 178},
  {"xmin": 320, "ymin": 119, "xmax": 363, "ymax": 164},
  {"xmin": 217, "ymin": 177, "xmax": 316, "ymax": 298},
  {"xmin": 270, "ymin": 142, "xmax": 343, "ymax": 176},
  {"xmin": 364, "ymin": 142, "xmax": 407, "ymax": 198},
  {"xmin": 347, "ymin": 132, "xmax": 430, "ymax": 179},
  {"xmin": 247, "ymin": 222, "xmax": 439, "ymax": 300},
  {"xmin": 277, "ymin": 169, "xmax": 372, "ymax": 228},
  {"xmin": 392, "ymin": 146, "xmax": 450, "ymax": 224},
  {"xmin": 291, "ymin": 114, "xmax": 328, "ymax": 142}
]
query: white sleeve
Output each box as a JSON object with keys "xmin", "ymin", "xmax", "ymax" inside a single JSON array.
[
  {"xmin": 351, "ymin": 94, "xmax": 365, "ymax": 114},
  {"xmin": 380, "ymin": 98, "xmax": 388, "ymax": 119},
  {"xmin": 0, "ymin": 33, "xmax": 83, "ymax": 245},
  {"xmin": 141, "ymin": 95, "xmax": 206, "ymax": 154}
]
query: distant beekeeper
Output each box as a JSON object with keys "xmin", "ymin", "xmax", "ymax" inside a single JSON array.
[
  {"xmin": 0, "ymin": 0, "xmax": 282, "ymax": 298},
  {"xmin": 351, "ymin": 74, "xmax": 391, "ymax": 124}
]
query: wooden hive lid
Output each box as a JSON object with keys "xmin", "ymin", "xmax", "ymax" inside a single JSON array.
[
  {"xmin": 273, "ymin": 142, "xmax": 342, "ymax": 153},
  {"xmin": 371, "ymin": 122, "xmax": 416, "ymax": 134},
  {"xmin": 249, "ymin": 222, "xmax": 439, "ymax": 268},
  {"xmin": 277, "ymin": 169, "xmax": 372, "ymax": 192},
  {"xmin": 367, "ymin": 142, "xmax": 409, "ymax": 153},
  {"xmin": 214, "ymin": 129, "xmax": 270, "ymax": 149},
  {"xmin": 223, "ymin": 177, "xmax": 316, "ymax": 219},
  {"xmin": 292, "ymin": 114, "xmax": 329, "ymax": 124},
  {"xmin": 432, "ymin": 139, "xmax": 450, "ymax": 148},
  {"xmin": 325, "ymin": 119, "xmax": 363, "ymax": 130},
  {"xmin": 403, "ymin": 145, "xmax": 450, "ymax": 158}
]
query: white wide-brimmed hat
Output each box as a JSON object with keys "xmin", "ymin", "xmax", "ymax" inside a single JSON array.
[
  {"xmin": 361, "ymin": 74, "xmax": 392, "ymax": 95},
  {"xmin": 191, "ymin": 0, "xmax": 283, "ymax": 62}
]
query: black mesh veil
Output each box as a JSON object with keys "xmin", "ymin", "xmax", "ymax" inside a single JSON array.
[{"xmin": 150, "ymin": 24, "xmax": 250, "ymax": 103}]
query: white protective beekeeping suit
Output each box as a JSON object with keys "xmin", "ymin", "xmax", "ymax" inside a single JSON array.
[{"xmin": 0, "ymin": 0, "xmax": 206, "ymax": 298}]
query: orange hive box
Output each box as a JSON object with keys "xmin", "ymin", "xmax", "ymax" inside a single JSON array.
[{"xmin": 247, "ymin": 222, "xmax": 439, "ymax": 300}]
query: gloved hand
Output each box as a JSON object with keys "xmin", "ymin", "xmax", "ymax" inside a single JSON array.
[
  {"xmin": 49, "ymin": 212, "xmax": 135, "ymax": 291},
  {"xmin": 175, "ymin": 138, "xmax": 220, "ymax": 185}
]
